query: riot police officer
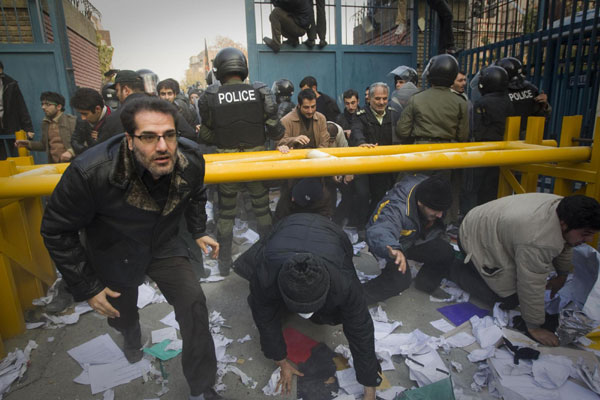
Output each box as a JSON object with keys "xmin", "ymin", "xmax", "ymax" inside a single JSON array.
[
  {"xmin": 198, "ymin": 47, "xmax": 284, "ymax": 276},
  {"xmin": 496, "ymin": 57, "xmax": 550, "ymax": 137},
  {"xmin": 101, "ymin": 83, "xmax": 119, "ymax": 111},
  {"xmin": 272, "ymin": 78, "xmax": 295, "ymax": 120},
  {"xmin": 388, "ymin": 65, "xmax": 418, "ymax": 89},
  {"xmin": 461, "ymin": 65, "xmax": 515, "ymax": 215}
]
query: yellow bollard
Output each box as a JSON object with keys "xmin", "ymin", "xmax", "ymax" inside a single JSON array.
[{"xmin": 14, "ymin": 130, "xmax": 29, "ymax": 158}]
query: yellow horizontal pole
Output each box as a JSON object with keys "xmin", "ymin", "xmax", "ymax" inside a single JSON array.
[
  {"xmin": 205, "ymin": 140, "xmax": 557, "ymax": 163},
  {"xmin": 0, "ymin": 145, "xmax": 590, "ymax": 197},
  {"xmin": 204, "ymin": 146, "xmax": 591, "ymax": 183},
  {"xmin": 16, "ymin": 163, "xmax": 69, "ymax": 174}
]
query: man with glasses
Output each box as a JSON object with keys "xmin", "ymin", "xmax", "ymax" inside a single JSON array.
[
  {"xmin": 41, "ymin": 97, "xmax": 225, "ymax": 400},
  {"xmin": 15, "ymin": 91, "xmax": 76, "ymax": 163}
]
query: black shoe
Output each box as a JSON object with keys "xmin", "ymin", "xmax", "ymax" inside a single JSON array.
[
  {"xmin": 282, "ymin": 38, "xmax": 299, "ymax": 47},
  {"xmin": 45, "ymin": 279, "xmax": 74, "ymax": 313},
  {"xmin": 263, "ymin": 37, "xmax": 280, "ymax": 53},
  {"xmin": 202, "ymin": 388, "xmax": 224, "ymax": 400},
  {"xmin": 304, "ymin": 39, "xmax": 315, "ymax": 48},
  {"xmin": 318, "ymin": 40, "xmax": 327, "ymax": 48}
]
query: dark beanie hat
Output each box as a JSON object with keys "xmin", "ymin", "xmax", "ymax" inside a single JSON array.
[
  {"xmin": 278, "ymin": 253, "xmax": 330, "ymax": 313},
  {"xmin": 415, "ymin": 175, "xmax": 453, "ymax": 211},
  {"xmin": 292, "ymin": 178, "xmax": 324, "ymax": 208}
]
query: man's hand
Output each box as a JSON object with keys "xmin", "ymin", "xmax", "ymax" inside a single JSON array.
[
  {"xmin": 546, "ymin": 275, "xmax": 567, "ymax": 298},
  {"xmin": 26, "ymin": 131, "xmax": 35, "ymax": 140},
  {"xmin": 358, "ymin": 142, "xmax": 377, "ymax": 148},
  {"xmin": 534, "ymin": 91, "xmax": 548, "ymax": 104},
  {"xmin": 343, "ymin": 175, "xmax": 354, "ymax": 184},
  {"xmin": 333, "ymin": 175, "xmax": 343, "ymax": 183},
  {"xmin": 90, "ymin": 130, "xmax": 99, "ymax": 140},
  {"xmin": 275, "ymin": 358, "xmax": 304, "ymax": 395},
  {"xmin": 14, "ymin": 140, "xmax": 29, "ymax": 148},
  {"xmin": 528, "ymin": 327, "xmax": 558, "ymax": 346},
  {"xmin": 343, "ymin": 129, "xmax": 351, "ymax": 139},
  {"xmin": 386, "ymin": 245, "xmax": 407, "ymax": 273},
  {"xmin": 292, "ymin": 135, "xmax": 310, "ymax": 147},
  {"xmin": 363, "ymin": 386, "xmax": 376, "ymax": 400},
  {"xmin": 277, "ymin": 145, "xmax": 290, "ymax": 154},
  {"xmin": 88, "ymin": 287, "xmax": 121, "ymax": 318},
  {"xmin": 60, "ymin": 151, "xmax": 73, "ymax": 162},
  {"xmin": 195, "ymin": 235, "xmax": 219, "ymax": 259}
]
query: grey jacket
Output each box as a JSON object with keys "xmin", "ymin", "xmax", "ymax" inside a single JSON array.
[{"xmin": 459, "ymin": 193, "xmax": 572, "ymax": 327}]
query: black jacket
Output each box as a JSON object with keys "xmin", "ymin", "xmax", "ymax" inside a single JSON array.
[
  {"xmin": 41, "ymin": 134, "xmax": 208, "ymax": 301},
  {"xmin": 350, "ymin": 106, "xmax": 398, "ymax": 146},
  {"xmin": 0, "ymin": 73, "xmax": 33, "ymax": 134},
  {"xmin": 99, "ymin": 93, "xmax": 197, "ymax": 142},
  {"xmin": 335, "ymin": 108, "xmax": 358, "ymax": 131},
  {"xmin": 316, "ymin": 92, "xmax": 341, "ymax": 122},
  {"xmin": 235, "ymin": 213, "xmax": 381, "ymax": 387},
  {"xmin": 272, "ymin": 0, "xmax": 314, "ymax": 29},
  {"xmin": 473, "ymin": 92, "xmax": 515, "ymax": 142}
]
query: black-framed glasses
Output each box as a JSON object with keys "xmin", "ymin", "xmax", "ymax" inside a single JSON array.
[{"xmin": 132, "ymin": 131, "xmax": 178, "ymax": 145}]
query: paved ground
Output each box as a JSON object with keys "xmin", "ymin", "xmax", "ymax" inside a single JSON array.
[{"xmin": 2, "ymin": 238, "xmax": 498, "ymax": 400}]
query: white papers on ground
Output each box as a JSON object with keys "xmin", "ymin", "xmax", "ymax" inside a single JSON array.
[
  {"xmin": 430, "ymin": 318, "xmax": 455, "ymax": 333},
  {"xmin": 233, "ymin": 219, "xmax": 259, "ymax": 245},
  {"xmin": 336, "ymin": 368, "xmax": 363, "ymax": 397},
  {"xmin": 446, "ymin": 332, "xmax": 476, "ymax": 348},
  {"xmin": 137, "ymin": 283, "xmax": 166, "ymax": 309},
  {"xmin": 470, "ymin": 316, "xmax": 502, "ymax": 348},
  {"xmin": 352, "ymin": 241, "xmax": 367, "ymax": 255},
  {"xmin": 405, "ymin": 351, "xmax": 450, "ymax": 387},
  {"xmin": 493, "ymin": 302, "xmax": 520, "ymax": 328},
  {"xmin": 262, "ymin": 367, "xmax": 282, "ymax": 396},
  {"xmin": 0, "ymin": 340, "xmax": 37, "ymax": 398},
  {"xmin": 377, "ymin": 386, "xmax": 406, "ymax": 400},
  {"xmin": 159, "ymin": 311, "xmax": 179, "ymax": 330},
  {"xmin": 67, "ymin": 334, "xmax": 151, "ymax": 395},
  {"xmin": 237, "ymin": 334, "xmax": 251, "ymax": 343},
  {"xmin": 151, "ymin": 327, "xmax": 178, "ymax": 344},
  {"xmin": 429, "ymin": 279, "xmax": 470, "ymax": 303},
  {"xmin": 375, "ymin": 329, "xmax": 435, "ymax": 356},
  {"xmin": 219, "ymin": 365, "xmax": 257, "ymax": 389},
  {"xmin": 467, "ymin": 346, "xmax": 496, "ymax": 362}
]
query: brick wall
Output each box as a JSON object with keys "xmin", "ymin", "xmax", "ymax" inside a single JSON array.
[{"xmin": 43, "ymin": 14, "xmax": 102, "ymax": 91}]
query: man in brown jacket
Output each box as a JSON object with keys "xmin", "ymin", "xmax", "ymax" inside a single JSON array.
[
  {"xmin": 15, "ymin": 91, "xmax": 76, "ymax": 163},
  {"xmin": 452, "ymin": 193, "xmax": 600, "ymax": 346},
  {"xmin": 277, "ymin": 89, "xmax": 329, "ymax": 153}
]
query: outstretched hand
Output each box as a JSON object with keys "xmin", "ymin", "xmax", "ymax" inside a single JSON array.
[
  {"xmin": 386, "ymin": 245, "xmax": 407, "ymax": 273},
  {"xmin": 196, "ymin": 235, "xmax": 219, "ymax": 259},
  {"xmin": 275, "ymin": 359, "xmax": 304, "ymax": 395},
  {"xmin": 88, "ymin": 287, "xmax": 121, "ymax": 318}
]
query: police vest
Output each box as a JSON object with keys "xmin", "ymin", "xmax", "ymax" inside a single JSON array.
[
  {"xmin": 211, "ymin": 83, "xmax": 265, "ymax": 149},
  {"xmin": 507, "ymin": 81, "xmax": 541, "ymax": 132}
]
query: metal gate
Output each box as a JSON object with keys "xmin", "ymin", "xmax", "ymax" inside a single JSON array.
[
  {"xmin": 0, "ymin": 0, "xmax": 76, "ymax": 162},
  {"xmin": 245, "ymin": 0, "xmax": 417, "ymax": 107}
]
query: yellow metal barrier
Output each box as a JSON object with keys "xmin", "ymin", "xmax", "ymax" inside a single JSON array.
[{"xmin": 0, "ymin": 116, "xmax": 598, "ymax": 357}]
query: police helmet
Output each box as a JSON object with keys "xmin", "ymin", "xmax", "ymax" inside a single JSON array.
[
  {"xmin": 424, "ymin": 54, "xmax": 459, "ymax": 87},
  {"xmin": 136, "ymin": 69, "xmax": 159, "ymax": 95},
  {"xmin": 478, "ymin": 66, "xmax": 509, "ymax": 95},
  {"xmin": 389, "ymin": 66, "xmax": 418, "ymax": 85},
  {"xmin": 101, "ymin": 83, "xmax": 119, "ymax": 110},
  {"xmin": 213, "ymin": 47, "xmax": 248, "ymax": 81},
  {"xmin": 272, "ymin": 79, "xmax": 294, "ymax": 98},
  {"xmin": 496, "ymin": 57, "xmax": 523, "ymax": 82},
  {"xmin": 205, "ymin": 69, "xmax": 219, "ymax": 86}
]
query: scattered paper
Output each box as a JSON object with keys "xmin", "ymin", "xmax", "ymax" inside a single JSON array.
[
  {"xmin": 26, "ymin": 322, "xmax": 45, "ymax": 330},
  {"xmin": 492, "ymin": 303, "xmax": 520, "ymax": 328},
  {"xmin": 143, "ymin": 339, "xmax": 182, "ymax": 361},
  {"xmin": 531, "ymin": 355, "xmax": 573, "ymax": 389},
  {"xmin": 262, "ymin": 367, "xmax": 282, "ymax": 396},
  {"xmin": 0, "ymin": 340, "xmax": 37, "ymax": 398},
  {"xmin": 374, "ymin": 320, "xmax": 402, "ymax": 340},
  {"xmin": 405, "ymin": 351, "xmax": 450, "ymax": 387},
  {"xmin": 467, "ymin": 346, "xmax": 495, "ymax": 362},
  {"xmin": 165, "ymin": 339, "xmax": 182, "ymax": 351},
  {"xmin": 336, "ymin": 368, "xmax": 363, "ymax": 397},
  {"xmin": 220, "ymin": 365, "xmax": 258, "ymax": 389},
  {"xmin": 137, "ymin": 283, "xmax": 157, "ymax": 309},
  {"xmin": 352, "ymin": 241, "xmax": 367, "ymax": 255},
  {"xmin": 151, "ymin": 327, "xmax": 178, "ymax": 344},
  {"xmin": 377, "ymin": 386, "xmax": 406, "ymax": 400},
  {"xmin": 213, "ymin": 334, "xmax": 236, "ymax": 363},
  {"xmin": 470, "ymin": 316, "xmax": 502, "ymax": 348},
  {"xmin": 451, "ymin": 361, "xmax": 463, "ymax": 373},
  {"xmin": 42, "ymin": 312, "xmax": 80, "ymax": 326},
  {"xmin": 89, "ymin": 358, "xmax": 151, "ymax": 394},
  {"xmin": 159, "ymin": 311, "xmax": 180, "ymax": 330},
  {"xmin": 237, "ymin": 334, "xmax": 251, "ymax": 343},
  {"xmin": 103, "ymin": 388, "xmax": 114, "ymax": 400},
  {"xmin": 375, "ymin": 329, "xmax": 434, "ymax": 356},
  {"xmin": 430, "ymin": 279, "xmax": 470, "ymax": 303},
  {"xmin": 67, "ymin": 334, "xmax": 125, "ymax": 368},
  {"xmin": 74, "ymin": 302, "xmax": 93, "ymax": 315},
  {"xmin": 200, "ymin": 275, "xmax": 226, "ymax": 283},
  {"xmin": 430, "ymin": 319, "xmax": 455, "ymax": 333},
  {"xmin": 446, "ymin": 332, "xmax": 476, "ymax": 348}
]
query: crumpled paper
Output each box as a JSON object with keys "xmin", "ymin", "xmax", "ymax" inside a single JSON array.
[{"xmin": 557, "ymin": 308, "xmax": 597, "ymax": 346}]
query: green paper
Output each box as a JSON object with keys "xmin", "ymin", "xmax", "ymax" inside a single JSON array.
[
  {"xmin": 143, "ymin": 339, "xmax": 182, "ymax": 361},
  {"xmin": 398, "ymin": 377, "xmax": 455, "ymax": 400}
]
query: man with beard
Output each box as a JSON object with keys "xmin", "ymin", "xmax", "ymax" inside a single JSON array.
[
  {"xmin": 364, "ymin": 174, "xmax": 455, "ymax": 303},
  {"xmin": 41, "ymin": 97, "xmax": 225, "ymax": 400},
  {"xmin": 15, "ymin": 91, "xmax": 76, "ymax": 163}
]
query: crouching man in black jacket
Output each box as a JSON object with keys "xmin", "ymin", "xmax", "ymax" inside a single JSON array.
[
  {"xmin": 41, "ymin": 97, "xmax": 225, "ymax": 400},
  {"xmin": 234, "ymin": 178, "xmax": 381, "ymax": 400}
]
